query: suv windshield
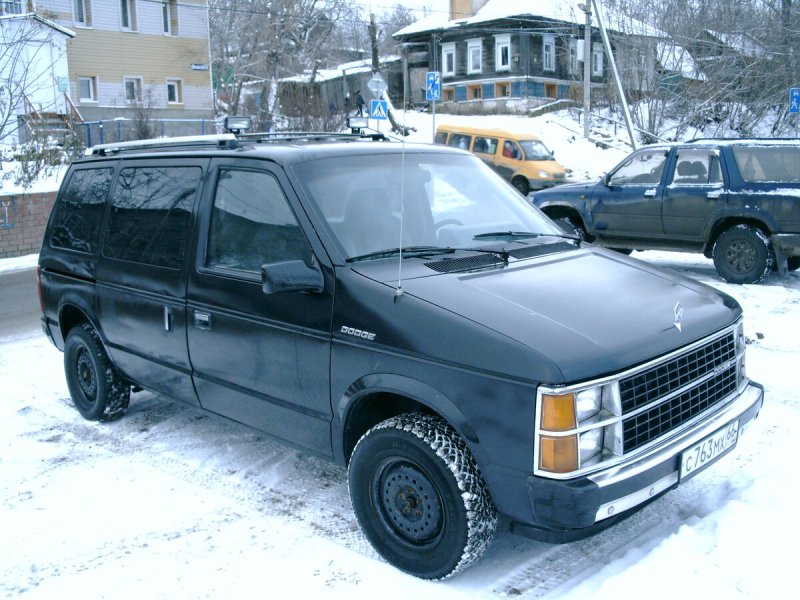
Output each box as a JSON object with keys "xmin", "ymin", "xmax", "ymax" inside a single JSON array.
[{"xmin": 294, "ymin": 151, "xmax": 562, "ymax": 260}]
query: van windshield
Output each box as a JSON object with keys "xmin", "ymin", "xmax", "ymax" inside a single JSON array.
[
  {"xmin": 521, "ymin": 140, "xmax": 553, "ymax": 161},
  {"xmin": 293, "ymin": 151, "xmax": 563, "ymax": 260}
]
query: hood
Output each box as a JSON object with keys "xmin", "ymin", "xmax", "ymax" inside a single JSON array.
[
  {"xmin": 358, "ymin": 246, "xmax": 740, "ymax": 383},
  {"xmin": 534, "ymin": 180, "xmax": 597, "ymax": 199}
]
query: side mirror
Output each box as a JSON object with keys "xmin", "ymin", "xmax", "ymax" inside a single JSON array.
[
  {"xmin": 262, "ymin": 260, "xmax": 324, "ymax": 294},
  {"xmin": 602, "ymin": 172, "xmax": 611, "ymax": 186}
]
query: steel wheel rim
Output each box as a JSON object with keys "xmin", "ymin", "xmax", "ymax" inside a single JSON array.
[
  {"xmin": 76, "ymin": 347, "xmax": 97, "ymax": 401},
  {"xmin": 373, "ymin": 459, "xmax": 444, "ymax": 548},
  {"xmin": 726, "ymin": 239, "xmax": 757, "ymax": 273}
]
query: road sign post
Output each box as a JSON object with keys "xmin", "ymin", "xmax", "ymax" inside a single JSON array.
[{"xmin": 426, "ymin": 71, "xmax": 441, "ymax": 143}]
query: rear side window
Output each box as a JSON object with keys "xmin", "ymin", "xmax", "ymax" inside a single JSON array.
[
  {"xmin": 49, "ymin": 168, "xmax": 113, "ymax": 253},
  {"xmin": 103, "ymin": 166, "xmax": 202, "ymax": 268},
  {"xmin": 434, "ymin": 131, "xmax": 448, "ymax": 145},
  {"xmin": 206, "ymin": 169, "xmax": 312, "ymax": 273},
  {"xmin": 732, "ymin": 146, "xmax": 800, "ymax": 183},
  {"xmin": 447, "ymin": 134, "xmax": 471, "ymax": 150}
]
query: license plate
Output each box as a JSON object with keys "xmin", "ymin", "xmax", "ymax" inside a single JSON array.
[{"xmin": 680, "ymin": 420, "xmax": 739, "ymax": 479}]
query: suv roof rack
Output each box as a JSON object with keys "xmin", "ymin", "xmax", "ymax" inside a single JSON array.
[
  {"xmin": 686, "ymin": 137, "xmax": 800, "ymax": 143},
  {"xmin": 239, "ymin": 131, "xmax": 387, "ymax": 143},
  {"xmin": 87, "ymin": 133, "xmax": 237, "ymax": 156}
]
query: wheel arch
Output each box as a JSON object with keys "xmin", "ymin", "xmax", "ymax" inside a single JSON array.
[
  {"xmin": 704, "ymin": 216, "xmax": 774, "ymax": 257},
  {"xmin": 57, "ymin": 297, "xmax": 101, "ymax": 347},
  {"xmin": 337, "ymin": 374, "xmax": 480, "ymax": 467}
]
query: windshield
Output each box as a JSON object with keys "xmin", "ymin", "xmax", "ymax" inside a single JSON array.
[
  {"xmin": 520, "ymin": 140, "xmax": 553, "ymax": 161},
  {"xmin": 293, "ymin": 151, "xmax": 563, "ymax": 260}
]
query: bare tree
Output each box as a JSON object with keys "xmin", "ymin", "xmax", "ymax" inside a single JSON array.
[{"xmin": 0, "ymin": 14, "xmax": 61, "ymax": 144}]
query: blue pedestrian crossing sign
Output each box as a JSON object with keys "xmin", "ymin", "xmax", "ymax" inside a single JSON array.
[
  {"xmin": 791, "ymin": 88, "xmax": 800, "ymax": 113},
  {"xmin": 370, "ymin": 99, "xmax": 388, "ymax": 120},
  {"xmin": 426, "ymin": 71, "xmax": 441, "ymax": 101}
]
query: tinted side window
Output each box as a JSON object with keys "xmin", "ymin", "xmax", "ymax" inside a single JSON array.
[
  {"xmin": 49, "ymin": 168, "xmax": 113, "ymax": 253},
  {"xmin": 732, "ymin": 146, "xmax": 800, "ymax": 183},
  {"xmin": 103, "ymin": 166, "xmax": 201, "ymax": 268},
  {"xmin": 206, "ymin": 169, "xmax": 312, "ymax": 273}
]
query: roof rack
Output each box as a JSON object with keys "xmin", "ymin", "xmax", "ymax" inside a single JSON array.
[
  {"xmin": 686, "ymin": 137, "xmax": 800, "ymax": 143},
  {"xmin": 87, "ymin": 133, "xmax": 237, "ymax": 156},
  {"xmin": 239, "ymin": 131, "xmax": 387, "ymax": 143}
]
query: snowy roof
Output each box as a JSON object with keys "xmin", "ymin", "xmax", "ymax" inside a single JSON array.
[
  {"xmin": 0, "ymin": 12, "xmax": 76, "ymax": 38},
  {"xmin": 658, "ymin": 42, "xmax": 706, "ymax": 81},
  {"xmin": 395, "ymin": 0, "xmax": 664, "ymax": 39},
  {"xmin": 279, "ymin": 56, "xmax": 400, "ymax": 84},
  {"xmin": 703, "ymin": 30, "xmax": 769, "ymax": 58}
]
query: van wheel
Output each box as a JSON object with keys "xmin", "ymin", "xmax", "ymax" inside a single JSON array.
[
  {"xmin": 712, "ymin": 225, "xmax": 772, "ymax": 284},
  {"xmin": 64, "ymin": 324, "xmax": 130, "ymax": 421},
  {"xmin": 348, "ymin": 413, "xmax": 497, "ymax": 580},
  {"xmin": 512, "ymin": 177, "xmax": 529, "ymax": 196}
]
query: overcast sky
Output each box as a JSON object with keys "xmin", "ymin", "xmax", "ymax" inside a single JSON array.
[{"xmin": 353, "ymin": 0, "xmax": 449, "ymax": 18}]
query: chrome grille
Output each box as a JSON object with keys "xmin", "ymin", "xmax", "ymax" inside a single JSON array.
[{"xmin": 620, "ymin": 332, "xmax": 737, "ymax": 452}]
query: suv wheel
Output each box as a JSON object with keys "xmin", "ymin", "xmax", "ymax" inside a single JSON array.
[
  {"xmin": 348, "ymin": 413, "xmax": 497, "ymax": 580},
  {"xmin": 64, "ymin": 324, "xmax": 130, "ymax": 421},
  {"xmin": 787, "ymin": 257, "xmax": 800, "ymax": 271},
  {"xmin": 712, "ymin": 225, "xmax": 772, "ymax": 284}
]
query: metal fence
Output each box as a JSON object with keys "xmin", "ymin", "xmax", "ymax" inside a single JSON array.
[{"xmin": 75, "ymin": 118, "xmax": 222, "ymax": 148}]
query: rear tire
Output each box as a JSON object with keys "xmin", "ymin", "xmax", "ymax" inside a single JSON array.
[
  {"xmin": 64, "ymin": 324, "xmax": 130, "ymax": 421},
  {"xmin": 348, "ymin": 413, "xmax": 497, "ymax": 580},
  {"xmin": 712, "ymin": 225, "xmax": 772, "ymax": 284},
  {"xmin": 787, "ymin": 256, "xmax": 800, "ymax": 271}
]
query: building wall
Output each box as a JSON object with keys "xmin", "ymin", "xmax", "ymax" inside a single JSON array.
[
  {"xmin": 0, "ymin": 191, "xmax": 57, "ymax": 258},
  {"xmin": 35, "ymin": 0, "xmax": 213, "ymax": 120}
]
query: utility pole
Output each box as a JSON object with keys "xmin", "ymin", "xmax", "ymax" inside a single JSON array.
[
  {"xmin": 579, "ymin": 3, "xmax": 592, "ymax": 140},
  {"xmin": 369, "ymin": 13, "xmax": 379, "ymax": 73}
]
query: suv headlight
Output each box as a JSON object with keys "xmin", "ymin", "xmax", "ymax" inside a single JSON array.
[{"xmin": 537, "ymin": 382, "xmax": 622, "ymax": 474}]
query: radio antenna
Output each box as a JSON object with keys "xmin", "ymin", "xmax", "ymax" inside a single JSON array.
[{"xmin": 394, "ymin": 83, "xmax": 409, "ymax": 301}]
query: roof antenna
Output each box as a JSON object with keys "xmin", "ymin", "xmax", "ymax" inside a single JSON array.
[{"xmin": 393, "ymin": 80, "xmax": 409, "ymax": 302}]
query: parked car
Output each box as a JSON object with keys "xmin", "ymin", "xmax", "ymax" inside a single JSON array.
[
  {"xmin": 531, "ymin": 138, "xmax": 800, "ymax": 283},
  {"xmin": 38, "ymin": 126, "xmax": 763, "ymax": 580},
  {"xmin": 434, "ymin": 125, "xmax": 567, "ymax": 195}
]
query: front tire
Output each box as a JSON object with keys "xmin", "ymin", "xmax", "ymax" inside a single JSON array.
[
  {"xmin": 64, "ymin": 324, "xmax": 130, "ymax": 421},
  {"xmin": 712, "ymin": 225, "xmax": 772, "ymax": 284},
  {"xmin": 348, "ymin": 413, "xmax": 497, "ymax": 580}
]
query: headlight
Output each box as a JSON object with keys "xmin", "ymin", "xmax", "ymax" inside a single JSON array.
[
  {"xmin": 538, "ymin": 169, "xmax": 549, "ymax": 178},
  {"xmin": 537, "ymin": 383, "xmax": 622, "ymax": 474}
]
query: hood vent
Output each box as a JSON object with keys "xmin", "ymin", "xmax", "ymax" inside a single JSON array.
[{"xmin": 425, "ymin": 242, "xmax": 576, "ymax": 273}]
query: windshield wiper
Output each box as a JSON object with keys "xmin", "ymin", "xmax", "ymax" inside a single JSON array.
[
  {"xmin": 473, "ymin": 231, "xmax": 581, "ymax": 245},
  {"xmin": 346, "ymin": 246, "xmax": 455, "ymax": 263}
]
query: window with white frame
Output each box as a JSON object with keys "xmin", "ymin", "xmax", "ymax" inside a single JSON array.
[
  {"xmin": 592, "ymin": 42, "xmax": 604, "ymax": 76},
  {"xmin": 543, "ymin": 35, "xmax": 556, "ymax": 71},
  {"xmin": 73, "ymin": 0, "xmax": 90, "ymax": 25},
  {"xmin": 0, "ymin": 1, "xmax": 24, "ymax": 15},
  {"xmin": 495, "ymin": 34, "xmax": 510, "ymax": 71},
  {"xmin": 124, "ymin": 77, "xmax": 143, "ymax": 103},
  {"xmin": 78, "ymin": 76, "xmax": 97, "ymax": 102},
  {"xmin": 120, "ymin": 0, "xmax": 137, "ymax": 31},
  {"xmin": 568, "ymin": 38, "xmax": 578, "ymax": 74},
  {"xmin": 166, "ymin": 79, "xmax": 183, "ymax": 104},
  {"xmin": 162, "ymin": 0, "xmax": 178, "ymax": 35},
  {"xmin": 442, "ymin": 43, "xmax": 455, "ymax": 76},
  {"xmin": 467, "ymin": 39, "xmax": 482, "ymax": 74}
]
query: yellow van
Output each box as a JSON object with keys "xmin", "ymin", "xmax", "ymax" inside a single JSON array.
[{"xmin": 434, "ymin": 125, "xmax": 567, "ymax": 195}]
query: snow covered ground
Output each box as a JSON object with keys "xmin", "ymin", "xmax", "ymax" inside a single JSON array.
[{"xmin": 1, "ymin": 110, "xmax": 799, "ymax": 598}]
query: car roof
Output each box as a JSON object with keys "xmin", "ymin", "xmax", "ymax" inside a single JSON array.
[{"xmin": 435, "ymin": 125, "xmax": 542, "ymax": 141}]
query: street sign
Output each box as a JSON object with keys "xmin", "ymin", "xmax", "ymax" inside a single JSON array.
[
  {"xmin": 791, "ymin": 88, "xmax": 800, "ymax": 113},
  {"xmin": 370, "ymin": 99, "xmax": 388, "ymax": 120},
  {"xmin": 426, "ymin": 71, "xmax": 441, "ymax": 102}
]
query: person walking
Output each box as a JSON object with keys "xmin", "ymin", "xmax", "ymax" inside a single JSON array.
[{"xmin": 355, "ymin": 90, "xmax": 365, "ymax": 116}]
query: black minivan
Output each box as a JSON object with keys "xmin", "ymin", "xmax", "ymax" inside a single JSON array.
[{"xmin": 38, "ymin": 130, "xmax": 764, "ymax": 579}]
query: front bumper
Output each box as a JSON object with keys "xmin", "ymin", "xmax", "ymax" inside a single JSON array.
[{"xmin": 515, "ymin": 380, "xmax": 764, "ymax": 542}]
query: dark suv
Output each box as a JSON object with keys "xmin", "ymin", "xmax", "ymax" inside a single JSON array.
[
  {"xmin": 531, "ymin": 139, "xmax": 800, "ymax": 283},
  {"xmin": 38, "ymin": 130, "xmax": 763, "ymax": 579}
]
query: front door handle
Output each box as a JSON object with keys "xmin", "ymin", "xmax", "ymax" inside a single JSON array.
[
  {"xmin": 644, "ymin": 188, "xmax": 657, "ymax": 198},
  {"xmin": 194, "ymin": 311, "xmax": 211, "ymax": 330},
  {"xmin": 706, "ymin": 190, "xmax": 722, "ymax": 199}
]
